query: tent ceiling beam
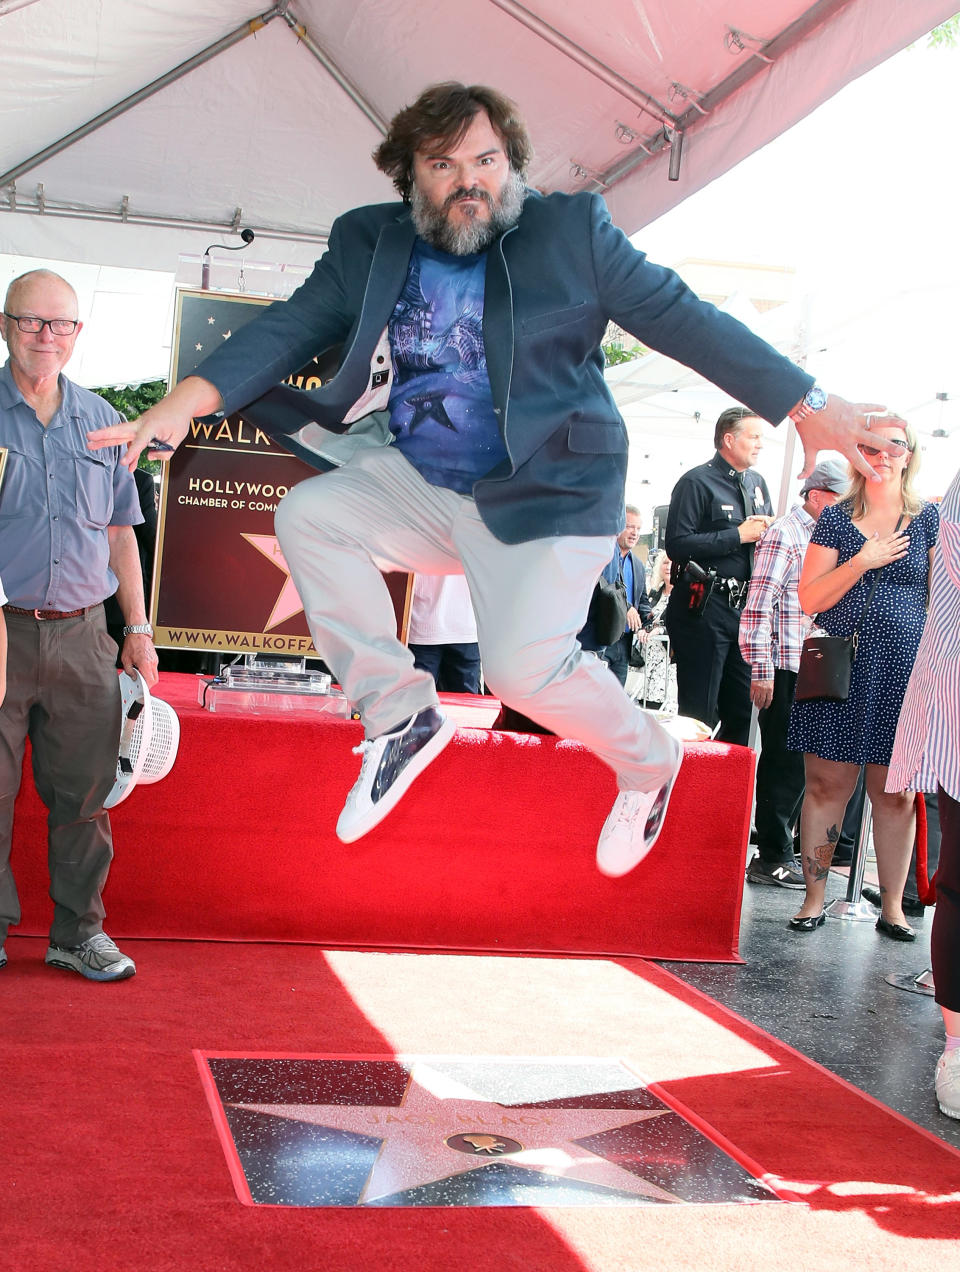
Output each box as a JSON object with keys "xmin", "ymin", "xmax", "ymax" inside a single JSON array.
[
  {"xmin": 596, "ymin": 0, "xmax": 858, "ymax": 193},
  {"xmin": 0, "ymin": 6, "xmax": 285, "ymax": 191},
  {"xmin": 488, "ymin": 0, "xmax": 678, "ymax": 127},
  {"xmin": 0, "ymin": 195, "xmax": 330, "ymax": 247},
  {"xmin": 281, "ymin": 7, "xmax": 388, "ymax": 135}
]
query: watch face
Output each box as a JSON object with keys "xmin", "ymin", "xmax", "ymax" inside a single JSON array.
[{"xmin": 805, "ymin": 386, "xmax": 828, "ymax": 412}]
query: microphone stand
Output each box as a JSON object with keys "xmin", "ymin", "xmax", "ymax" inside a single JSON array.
[{"xmin": 200, "ymin": 227, "xmax": 255, "ymax": 291}]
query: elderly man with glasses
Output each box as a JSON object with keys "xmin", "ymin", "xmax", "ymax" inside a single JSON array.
[{"xmin": 0, "ymin": 269, "xmax": 158, "ymax": 981}]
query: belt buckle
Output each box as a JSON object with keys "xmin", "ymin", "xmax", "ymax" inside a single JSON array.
[{"xmin": 33, "ymin": 608, "xmax": 47, "ymax": 620}]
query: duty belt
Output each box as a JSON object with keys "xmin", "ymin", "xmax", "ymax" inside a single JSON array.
[{"xmin": 713, "ymin": 578, "xmax": 749, "ymax": 609}]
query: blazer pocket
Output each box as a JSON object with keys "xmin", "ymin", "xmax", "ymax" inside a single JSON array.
[
  {"xmin": 568, "ymin": 419, "xmax": 627, "ymax": 455},
  {"xmin": 518, "ymin": 302, "xmax": 590, "ymax": 336}
]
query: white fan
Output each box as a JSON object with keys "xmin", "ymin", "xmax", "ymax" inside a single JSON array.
[{"xmin": 103, "ymin": 670, "xmax": 181, "ymax": 809}]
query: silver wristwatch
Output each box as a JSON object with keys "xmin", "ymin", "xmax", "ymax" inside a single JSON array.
[
  {"xmin": 788, "ymin": 385, "xmax": 828, "ymax": 424},
  {"xmin": 122, "ymin": 623, "xmax": 154, "ymax": 637}
]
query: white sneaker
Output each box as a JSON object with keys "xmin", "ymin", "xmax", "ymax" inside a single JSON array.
[
  {"xmin": 337, "ymin": 707, "xmax": 455, "ymax": 843},
  {"xmin": 935, "ymin": 1049, "xmax": 960, "ymax": 1119},
  {"xmin": 596, "ymin": 736, "xmax": 684, "ymax": 878}
]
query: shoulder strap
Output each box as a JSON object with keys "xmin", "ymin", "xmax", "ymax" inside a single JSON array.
[{"xmin": 852, "ymin": 512, "xmax": 904, "ymax": 642}]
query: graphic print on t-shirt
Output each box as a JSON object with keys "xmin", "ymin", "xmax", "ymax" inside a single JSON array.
[{"xmin": 388, "ymin": 241, "xmax": 507, "ymax": 493}]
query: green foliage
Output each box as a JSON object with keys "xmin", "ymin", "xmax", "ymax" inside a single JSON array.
[
  {"xmin": 92, "ymin": 379, "xmax": 166, "ymax": 420},
  {"xmin": 927, "ymin": 15, "xmax": 959, "ymax": 48},
  {"xmin": 602, "ymin": 340, "xmax": 647, "ymax": 367},
  {"xmin": 92, "ymin": 379, "xmax": 167, "ymax": 475}
]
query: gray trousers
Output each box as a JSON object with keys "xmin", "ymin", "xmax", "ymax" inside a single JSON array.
[
  {"xmin": 0, "ymin": 606, "xmax": 120, "ymax": 946},
  {"xmin": 275, "ymin": 447, "xmax": 675, "ymax": 792}
]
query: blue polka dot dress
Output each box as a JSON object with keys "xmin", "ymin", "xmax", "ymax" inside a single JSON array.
[{"xmin": 787, "ymin": 500, "xmax": 939, "ymax": 766}]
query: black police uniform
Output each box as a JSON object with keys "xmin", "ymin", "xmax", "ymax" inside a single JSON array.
[{"xmin": 664, "ymin": 452, "xmax": 772, "ymax": 744}]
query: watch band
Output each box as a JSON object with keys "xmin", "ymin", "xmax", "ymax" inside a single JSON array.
[
  {"xmin": 789, "ymin": 385, "xmax": 828, "ymax": 425},
  {"xmin": 123, "ymin": 623, "xmax": 154, "ymax": 637}
]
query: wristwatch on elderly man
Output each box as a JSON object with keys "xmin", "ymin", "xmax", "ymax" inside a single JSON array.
[{"xmin": 122, "ymin": 623, "xmax": 154, "ymax": 638}]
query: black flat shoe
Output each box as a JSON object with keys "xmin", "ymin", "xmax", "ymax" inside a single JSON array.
[
  {"xmin": 789, "ymin": 912, "xmax": 826, "ymax": 932},
  {"xmin": 876, "ymin": 915, "xmax": 916, "ymax": 942}
]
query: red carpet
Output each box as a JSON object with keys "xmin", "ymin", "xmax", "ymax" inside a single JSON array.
[
  {"xmin": 2, "ymin": 937, "xmax": 958, "ymax": 1271},
  {"xmin": 10, "ymin": 673, "xmax": 755, "ymax": 961}
]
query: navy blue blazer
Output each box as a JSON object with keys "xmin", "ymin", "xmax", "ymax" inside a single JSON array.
[{"xmin": 194, "ymin": 190, "xmax": 812, "ymax": 545}]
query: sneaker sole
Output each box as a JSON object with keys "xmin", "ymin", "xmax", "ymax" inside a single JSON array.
[
  {"xmin": 44, "ymin": 949, "xmax": 136, "ymax": 981},
  {"xmin": 337, "ymin": 713, "xmax": 457, "ymax": 843}
]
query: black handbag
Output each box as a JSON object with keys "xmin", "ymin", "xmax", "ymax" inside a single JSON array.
[
  {"xmin": 794, "ymin": 516, "xmax": 901, "ymax": 703},
  {"xmin": 794, "ymin": 634, "xmax": 854, "ymax": 702},
  {"xmin": 588, "ymin": 574, "xmax": 628, "ymax": 647}
]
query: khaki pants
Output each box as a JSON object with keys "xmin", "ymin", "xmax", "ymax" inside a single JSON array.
[
  {"xmin": 0, "ymin": 606, "xmax": 120, "ymax": 946},
  {"xmin": 275, "ymin": 447, "xmax": 675, "ymax": 792}
]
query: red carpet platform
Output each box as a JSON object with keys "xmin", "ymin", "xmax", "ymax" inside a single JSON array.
[{"xmin": 10, "ymin": 673, "xmax": 754, "ymax": 961}]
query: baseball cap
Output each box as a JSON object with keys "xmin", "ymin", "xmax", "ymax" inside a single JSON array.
[{"xmin": 801, "ymin": 459, "xmax": 849, "ymax": 496}]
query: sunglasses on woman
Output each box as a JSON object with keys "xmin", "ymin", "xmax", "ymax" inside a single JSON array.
[{"xmin": 859, "ymin": 438, "xmax": 909, "ymax": 457}]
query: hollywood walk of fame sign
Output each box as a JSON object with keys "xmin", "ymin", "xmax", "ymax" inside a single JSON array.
[
  {"xmin": 151, "ymin": 290, "xmax": 409, "ymax": 656},
  {"xmin": 197, "ymin": 1053, "xmax": 783, "ymax": 1209}
]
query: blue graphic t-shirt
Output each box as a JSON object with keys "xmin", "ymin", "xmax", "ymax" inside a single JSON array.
[{"xmin": 387, "ymin": 240, "xmax": 508, "ymax": 494}]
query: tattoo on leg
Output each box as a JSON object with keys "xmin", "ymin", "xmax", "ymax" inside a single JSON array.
[{"xmin": 805, "ymin": 823, "xmax": 839, "ymax": 883}]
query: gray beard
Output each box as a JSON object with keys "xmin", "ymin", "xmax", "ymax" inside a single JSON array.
[{"xmin": 410, "ymin": 170, "xmax": 526, "ymax": 255}]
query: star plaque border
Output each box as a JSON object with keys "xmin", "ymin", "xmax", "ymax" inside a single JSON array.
[{"xmin": 196, "ymin": 1052, "xmax": 785, "ymax": 1209}]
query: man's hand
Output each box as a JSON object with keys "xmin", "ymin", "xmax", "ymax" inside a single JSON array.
[
  {"xmin": 750, "ymin": 679, "xmax": 774, "ymax": 710},
  {"xmin": 87, "ymin": 375, "xmax": 222, "ymax": 471},
  {"xmin": 121, "ymin": 633, "xmax": 159, "ymax": 688},
  {"xmin": 738, "ymin": 515, "xmax": 773, "ymax": 545},
  {"xmin": 626, "ymin": 605, "xmax": 642, "ymax": 632},
  {"xmin": 793, "ymin": 396, "xmax": 903, "ymax": 483}
]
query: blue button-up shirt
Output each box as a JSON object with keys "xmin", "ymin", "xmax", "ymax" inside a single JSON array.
[{"xmin": 0, "ymin": 362, "xmax": 142, "ymax": 609}]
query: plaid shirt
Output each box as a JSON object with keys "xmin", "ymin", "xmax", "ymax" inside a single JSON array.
[{"xmin": 738, "ymin": 503, "xmax": 815, "ymax": 681}]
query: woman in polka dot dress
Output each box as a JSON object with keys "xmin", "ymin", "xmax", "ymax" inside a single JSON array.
[{"xmin": 786, "ymin": 417, "xmax": 938, "ymax": 936}]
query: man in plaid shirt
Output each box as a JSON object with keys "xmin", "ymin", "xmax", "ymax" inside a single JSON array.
[{"xmin": 738, "ymin": 459, "xmax": 848, "ymax": 888}]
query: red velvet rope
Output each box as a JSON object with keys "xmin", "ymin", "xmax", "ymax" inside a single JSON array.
[{"xmin": 914, "ymin": 792, "xmax": 938, "ymax": 906}]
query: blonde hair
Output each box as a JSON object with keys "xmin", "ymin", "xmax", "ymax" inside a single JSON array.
[{"xmin": 842, "ymin": 419, "xmax": 923, "ymax": 520}]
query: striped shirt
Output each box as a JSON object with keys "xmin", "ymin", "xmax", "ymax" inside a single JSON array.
[
  {"xmin": 738, "ymin": 502, "xmax": 814, "ymax": 680},
  {"xmin": 887, "ymin": 469, "xmax": 960, "ymax": 801}
]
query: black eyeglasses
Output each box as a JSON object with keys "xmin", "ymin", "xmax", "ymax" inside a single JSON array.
[
  {"xmin": 3, "ymin": 313, "xmax": 79, "ymax": 335},
  {"xmin": 860, "ymin": 438, "xmax": 909, "ymax": 457}
]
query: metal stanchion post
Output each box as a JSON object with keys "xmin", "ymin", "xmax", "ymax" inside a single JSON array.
[
  {"xmin": 885, "ymin": 968, "xmax": 936, "ymax": 996},
  {"xmin": 825, "ymin": 793, "xmax": 879, "ymax": 921}
]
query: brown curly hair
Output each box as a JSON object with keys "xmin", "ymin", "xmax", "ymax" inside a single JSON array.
[{"xmin": 373, "ymin": 82, "xmax": 533, "ymax": 203}]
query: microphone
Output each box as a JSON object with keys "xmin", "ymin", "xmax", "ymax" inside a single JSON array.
[{"xmin": 201, "ymin": 228, "xmax": 256, "ymax": 290}]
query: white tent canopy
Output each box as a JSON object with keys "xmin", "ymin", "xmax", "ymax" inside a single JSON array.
[{"xmin": 1, "ymin": 0, "xmax": 955, "ymax": 275}]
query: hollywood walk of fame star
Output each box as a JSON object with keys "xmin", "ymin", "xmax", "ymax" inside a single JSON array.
[
  {"xmin": 407, "ymin": 393, "xmax": 457, "ymax": 433},
  {"xmin": 241, "ymin": 533, "xmax": 305, "ymax": 630},
  {"xmin": 230, "ymin": 1062, "xmax": 684, "ymax": 1205}
]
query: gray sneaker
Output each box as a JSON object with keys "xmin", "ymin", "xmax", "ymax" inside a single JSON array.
[
  {"xmin": 746, "ymin": 855, "xmax": 805, "ymax": 889},
  {"xmin": 0, "ymin": 945, "xmax": 6, "ymax": 970},
  {"xmin": 45, "ymin": 933, "xmax": 136, "ymax": 982}
]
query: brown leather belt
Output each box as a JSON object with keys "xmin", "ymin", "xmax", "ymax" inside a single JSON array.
[{"xmin": 5, "ymin": 605, "xmax": 89, "ymax": 620}]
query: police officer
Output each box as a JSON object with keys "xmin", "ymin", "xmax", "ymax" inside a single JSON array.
[{"xmin": 664, "ymin": 406, "xmax": 773, "ymax": 744}]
